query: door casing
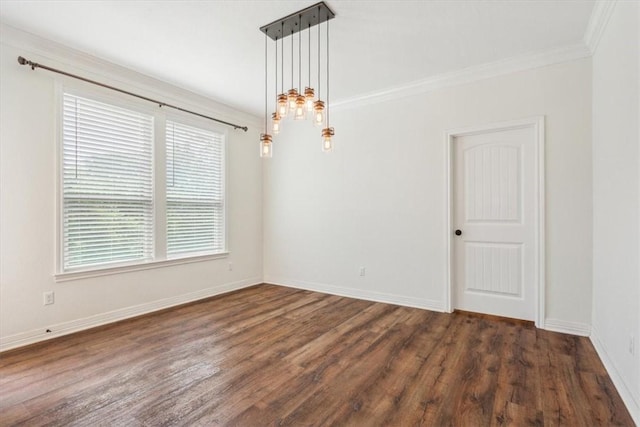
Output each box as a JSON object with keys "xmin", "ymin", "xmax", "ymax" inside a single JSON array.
[{"xmin": 444, "ymin": 117, "xmax": 545, "ymax": 328}]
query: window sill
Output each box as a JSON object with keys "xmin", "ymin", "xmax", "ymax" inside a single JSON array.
[{"xmin": 55, "ymin": 252, "xmax": 229, "ymax": 282}]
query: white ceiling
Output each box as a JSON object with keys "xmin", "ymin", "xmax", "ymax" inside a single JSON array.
[{"xmin": 0, "ymin": 1, "xmax": 595, "ymax": 117}]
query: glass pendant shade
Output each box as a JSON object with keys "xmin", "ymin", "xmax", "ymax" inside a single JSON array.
[
  {"xmin": 260, "ymin": 133, "xmax": 273, "ymax": 158},
  {"xmin": 321, "ymin": 127, "xmax": 334, "ymax": 152},
  {"xmin": 271, "ymin": 112, "xmax": 281, "ymax": 134},
  {"xmin": 294, "ymin": 95, "xmax": 306, "ymax": 120},
  {"xmin": 287, "ymin": 89, "xmax": 299, "ymax": 112},
  {"xmin": 277, "ymin": 93, "xmax": 288, "ymax": 117},
  {"xmin": 304, "ymin": 87, "xmax": 315, "ymax": 112},
  {"xmin": 313, "ymin": 100, "xmax": 325, "ymax": 127}
]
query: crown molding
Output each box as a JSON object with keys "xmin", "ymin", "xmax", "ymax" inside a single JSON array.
[
  {"xmin": 583, "ymin": 0, "xmax": 617, "ymax": 55},
  {"xmin": 0, "ymin": 23, "xmax": 262, "ymax": 128},
  {"xmin": 331, "ymin": 43, "xmax": 591, "ymax": 111},
  {"xmin": 2, "ymin": 19, "xmax": 597, "ymax": 119}
]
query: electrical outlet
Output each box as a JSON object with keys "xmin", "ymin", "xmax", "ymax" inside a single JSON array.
[
  {"xmin": 629, "ymin": 335, "xmax": 635, "ymax": 355},
  {"xmin": 43, "ymin": 291, "xmax": 55, "ymax": 306},
  {"xmin": 359, "ymin": 267, "xmax": 366, "ymax": 277},
  {"xmin": 228, "ymin": 262, "xmax": 233, "ymax": 271}
]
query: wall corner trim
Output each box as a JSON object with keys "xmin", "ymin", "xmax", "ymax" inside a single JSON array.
[
  {"xmin": 590, "ymin": 326, "xmax": 640, "ymax": 425},
  {"xmin": 583, "ymin": 0, "xmax": 618, "ymax": 55}
]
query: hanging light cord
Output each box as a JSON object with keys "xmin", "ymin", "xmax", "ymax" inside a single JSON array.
[
  {"xmin": 275, "ymin": 35, "xmax": 278, "ymax": 108},
  {"xmin": 291, "ymin": 29, "xmax": 294, "ymax": 89},
  {"xmin": 326, "ymin": 17, "xmax": 330, "ymax": 125},
  {"xmin": 298, "ymin": 15, "xmax": 302, "ymax": 92},
  {"xmin": 308, "ymin": 22, "xmax": 311, "ymax": 87},
  {"xmin": 280, "ymin": 23, "xmax": 284, "ymax": 94},
  {"xmin": 264, "ymin": 32, "xmax": 268, "ymax": 132},
  {"xmin": 317, "ymin": 6, "xmax": 321, "ymax": 99}
]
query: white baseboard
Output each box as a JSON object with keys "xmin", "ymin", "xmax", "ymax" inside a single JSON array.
[
  {"xmin": 590, "ymin": 327, "xmax": 640, "ymax": 426},
  {"xmin": 544, "ymin": 318, "xmax": 591, "ymax": 336},
  {"xmin": 0, "ymin": 277, "xmax": 261, "ymax": 352},
  {"xmin": 266, "ymin": 277, "xmax": 444, "ymax": 312}
]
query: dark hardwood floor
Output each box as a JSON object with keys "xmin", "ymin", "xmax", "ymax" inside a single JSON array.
[{"xmin": 0, "ymin": 284, "xmax": 634, "ymax": 426}]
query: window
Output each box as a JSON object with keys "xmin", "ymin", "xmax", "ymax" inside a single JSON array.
[
  {"xmin": 166, "ymin": 121, "xmax": 225, "ymax": 257},
  {"xmin": 62, "ymin": 93, "xmax": 154, "ymax": 270},
  {"xmin": 60, "ymin": 90, "xmax": 226, "ymax": 276}
]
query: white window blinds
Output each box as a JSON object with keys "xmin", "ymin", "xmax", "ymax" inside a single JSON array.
[
  {"xmin": 166, "ymin": 120, "xmax": 225, "ymax": 257},
  {"xmin": 62, "ymin": 93, "xmax": 154, "ymax": 270}
]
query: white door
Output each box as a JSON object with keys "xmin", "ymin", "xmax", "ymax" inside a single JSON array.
[{"xmin": 452, "ymin": 125, "xmax": 538, "ymax": 321}]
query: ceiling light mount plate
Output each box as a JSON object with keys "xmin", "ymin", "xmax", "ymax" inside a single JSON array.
[{"xmin": 260, "ymin": 1, "xmax": 335, "ymax": 41}]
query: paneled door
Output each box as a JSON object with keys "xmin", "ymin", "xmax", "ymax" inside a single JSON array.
[{"xmin": 452, "ymin": 123, "xmax": 540, "ymax": 321}]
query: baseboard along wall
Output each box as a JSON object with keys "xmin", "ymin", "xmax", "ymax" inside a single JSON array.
[{"xmin": 0, "ymin": 277, "xmax": 261, "ymax": 352}]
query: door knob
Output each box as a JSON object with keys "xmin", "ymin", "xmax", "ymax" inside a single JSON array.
[{"xmin": 455, "ymin": 229, "xmax": 462, "ymax": 236}]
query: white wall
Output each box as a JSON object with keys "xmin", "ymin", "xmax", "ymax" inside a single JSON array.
[
  {"xmin": 591, "ymin": 1, "xmax": 640, "ymax": 422},
  {"xmin": 264, "ymin": 58, "xmax": 593, "ymax": 332},
  {"xmin": 0, "ymin": 26, "xmax": 263, "ymax": 351},
  {"xmin": 0, "ymin": 8, "xmax": 637, "ymax": 422}
]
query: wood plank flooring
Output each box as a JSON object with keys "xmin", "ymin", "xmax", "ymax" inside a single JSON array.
[{"xmin": 0, "ymin": 284, "xmax": 634, "ymax": 426}]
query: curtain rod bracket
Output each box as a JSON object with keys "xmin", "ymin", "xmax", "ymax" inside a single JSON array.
[{"xmin": 17, "ymin": 56, "xmax": 249, "ymax": 132}]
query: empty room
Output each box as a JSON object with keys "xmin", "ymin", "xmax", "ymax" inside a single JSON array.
[{"xmin": 0, "ymin": 0, "xmax": 638, "ymax": 425}]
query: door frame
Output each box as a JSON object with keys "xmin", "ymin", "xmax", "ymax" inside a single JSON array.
[{"xmin": 444, "ymin": 116, "xmax": 546, "ymax": 328}]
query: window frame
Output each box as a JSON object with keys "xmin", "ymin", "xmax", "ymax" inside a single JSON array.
[
  {"xmin": 55, "ymin": 83, "xmax": 229, "ymax": 282},
  {"xmin": 164, "ymin": 114, "xmax": 228, "ymax": 260}
]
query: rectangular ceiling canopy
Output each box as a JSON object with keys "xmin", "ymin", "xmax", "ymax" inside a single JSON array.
[{"xmin": 260, "ymin": 1, "xmax": 335, "ymax": 41}]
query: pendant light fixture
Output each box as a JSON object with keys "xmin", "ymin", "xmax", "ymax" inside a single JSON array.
[
  {"xmin": 287, "ymin": 28, "xmax": 298, "ymax": 113},
  {"xmin": 259, "ymin": 1, "xmax": 335, "ymax": 156},
  {"xmin": 260, "ymin": 32, "xmax": 272, "ymax": 157},
  {"xmin": 271, "ymin": 35, "xmax": 281, "ymax": 134},
  {"xmin": 294, "ymin": 15, "xmax": 306, "ymax": 121},
  {"xmin": 304, "ymin": 23, "xmax": 315, "ymax": 113},
  {"xmin": 276, "ymin": 23, "xmax": 288, "ymax": 118},
  {"xmin": 313, "ymin": 6, "xmax": 325, "ymax": 128},
  {"xmin": 322, "ymin": 15, "xmax": 334, "ymax": 152}
]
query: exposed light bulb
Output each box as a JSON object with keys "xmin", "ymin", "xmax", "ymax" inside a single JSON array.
[
  {"xmin": 277, "ymin": 93, "xmax": 288, "ymax": 117},
  {"xmin": 260, "ymin": 133, "xmax": 273, "ymax": 158},
  {"xmin": 321, "ymin": 127, "xmax": 334, "ymax": 152},
  {"xmin": 322, "ymin": 137, "xmax": 332, "ymax": 152},
  {"xmin": 304, "ymin": 87, "xmax": 315, "ymax": 112},
  {"xmin": 271, "ymin": 112, "xmax": 281, "ymax": 134},
  {"xmin": 294, "ymin": 95, "xmax": 306, "ymax": 120},
  {"xmin": 313, "ymin": 100, "xmax": 325, "ymax": 127},
  {"xmin": 287, "ymin": 89, "xmax": 299, "ymax": 112}
]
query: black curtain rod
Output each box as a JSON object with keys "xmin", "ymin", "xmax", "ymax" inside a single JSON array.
[{"xmin": 17, "ymin": 56, "xmax": 248, "ymax": 132}]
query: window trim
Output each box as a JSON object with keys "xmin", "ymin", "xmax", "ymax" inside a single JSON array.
[
  {"xmin": 55, "ymin": 252, "xmax": 229, "ymax": 282},
  {"xmin": 54, "ymin": 83, "xmax": 229, "ymax": 281}
]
